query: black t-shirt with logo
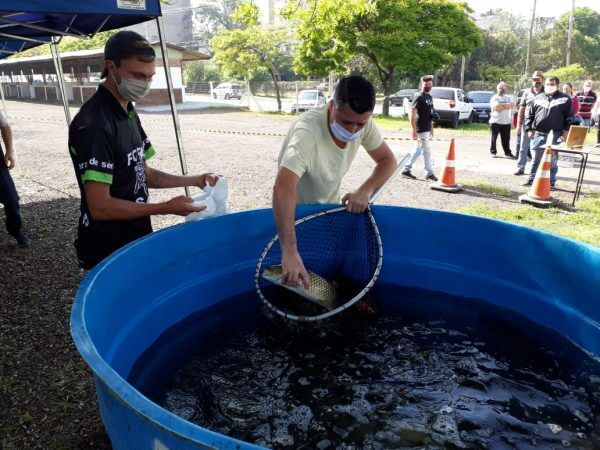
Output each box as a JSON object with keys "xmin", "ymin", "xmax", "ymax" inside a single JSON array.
[
  {"xmin": 411, "ymin": 92, "xmax": 435, "ymax": 133},
  {"xmin": 68, "ymin": 85, "xmax": 155, "ymax": 269}
]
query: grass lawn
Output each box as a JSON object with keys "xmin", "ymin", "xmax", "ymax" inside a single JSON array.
[{"xmin": 457, "ymin": 193, "xmax": 600, "ymax": 246}]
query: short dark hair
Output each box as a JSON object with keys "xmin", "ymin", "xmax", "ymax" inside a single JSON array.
[
  {"xmin": 547, "ymin": 76, "xmax": 560, "ymax": 85},
  {"xmin": 333, "ymin": 76, "xmax": 376, "ymax": 114},
  {"xmin": 101, "ymin": 31, "xmax": 156, "ymax": 79}
]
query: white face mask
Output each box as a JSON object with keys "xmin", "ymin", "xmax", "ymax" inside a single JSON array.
[
  {"xmin": 330, "ymin": 119, "xmax": 364, "ymax": 142},
  {"xmin": 545, "ymin": 85, "xmax": 557, "ymax": 95},
  {"xmin": 112, "ymin": 70, "xmax": 152, "ymax": 102}
]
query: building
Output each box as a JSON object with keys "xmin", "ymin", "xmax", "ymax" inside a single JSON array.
[{"xmin": 0, "ymin": 43, "xmax": 210, "ymax": 106}]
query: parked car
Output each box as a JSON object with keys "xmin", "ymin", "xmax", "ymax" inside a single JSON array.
[
  {"xmin": 291, "ymin": 89, "xmax": 327, "ymax": 113},
  {"xmin": 389, "ymin": 88, "xmax": 418, "ymax": 107},
  {"xmin": 212, "ymin": 82, "xmax": 242, "ymax": 100},
  {"xmin": 430, "ymin": 87, "xmax": 474, "ymax": 128},
  {"xmin": 467, "ymin": 91, "xmax": 494, "ymax": 123}
]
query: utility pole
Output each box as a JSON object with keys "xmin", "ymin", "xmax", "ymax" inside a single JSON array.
[
  {"xmin": 460, "ymin": 55, "xmax": 466, "ymax": 90},
  {"xmin": 525, "ymin": 0, "xmax": 537, "ymax": 76},
  {"xmin": 566, "ymin": 0, "xmax": 576, "ymax": 66}
]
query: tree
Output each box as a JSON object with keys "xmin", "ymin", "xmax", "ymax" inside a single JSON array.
[
  {"xmin": 547, "ymin": 64, "xmax": 589, "ymax": 85},
  {"xmin": 192, "ymin": 0, "xmax": 244, "ymax": 50},
  {"xmin": 286, "ymin": 0, "xmax": 481, "ymax": 115},
  {"xmin": 211, "ymin": 2, "xmax": 293, "ymax": 110},
  {"xmin": 532, "ymin": 8, "xmax": 600, "ymax": 74}
]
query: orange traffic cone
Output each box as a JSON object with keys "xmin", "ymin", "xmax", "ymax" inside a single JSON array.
[
  {"xmin": 431, "ymin": 138, "xmax": 463, "ymax": 193},
  {"xmin": 519, "ymin": 146, "xmax": 555, "ymax": 207}
]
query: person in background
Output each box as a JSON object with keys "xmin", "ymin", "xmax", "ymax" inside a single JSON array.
[
  {"xmin": 562, "ymin": 83, "xmax": 580, "ymax": 118},
  {"xmin": 575, "ymin": 80, "xmax": 597, "ymax": 127},
  {"xmin": 488, "ymin": 81, "xmax": 515, "ymax": 158},
  {"xmin": 523, "ymin": 76, "xmax": 573, "ymax": 189},
  {"xmin": 402, "ymin": 74, "xmax": 438, "ymax": 181},
  {"xmin": 515, "ymin": 71, "xmax": 544, "ymax": 175},
  {"xmin": 0, "ymin": 111, "xmax": 29, "ymax": 248}
]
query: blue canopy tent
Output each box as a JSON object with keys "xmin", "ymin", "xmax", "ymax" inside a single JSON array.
[{"xmin": 0, "ymin": 0, "xmax": 190, "ymax": 184}]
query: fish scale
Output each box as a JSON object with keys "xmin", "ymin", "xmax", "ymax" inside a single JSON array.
[{"xmin": 261, "ymin": 265, "xmax": 338, "ymax": 311}]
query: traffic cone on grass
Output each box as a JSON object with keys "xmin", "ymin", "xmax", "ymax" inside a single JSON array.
[
  {"xmin": 431, "ymin": 138, "xmax": 463, "ymax": 193},
  {"xmin": 519, "ymin": 146, "xmax": 555, "ymax": 207}
]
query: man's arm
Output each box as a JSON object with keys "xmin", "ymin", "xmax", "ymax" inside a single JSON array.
[
  {"xmin": 146, "ymin": 165, "xmax": 218, "ymax": 189},
  {"xmin": 341, "ymin": 142, "xmax": 397, "ymax": 214},
  {"xmin": 272, "ymin": 167, "xmax": 310, "ymax": 288},
  {"xmin": 1, "ymin": 123, "xmax": 15, "ymax": 169},
  {"xmin": 84, "ymin": 181, "xmax": 204, "ymax": 221},
  {"xmin": 410, "ymin": 106, "xmax": 418, "ymax": 140}
]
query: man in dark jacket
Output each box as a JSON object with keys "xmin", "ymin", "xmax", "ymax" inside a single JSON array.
[{"xmin": 523, "ymin": 76, "xmax": 573, "ymax": 188}]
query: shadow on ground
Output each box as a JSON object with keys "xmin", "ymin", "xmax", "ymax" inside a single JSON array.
[{"xmin": 0, "ymin": 197, "xmax": 110, "ymax": 449}]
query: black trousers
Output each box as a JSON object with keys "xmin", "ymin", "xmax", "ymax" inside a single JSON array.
[
  {"xmin": 490, "ymin": 123, "xmax": 511, "ymax": 154},
  {"xmin": 0, "ymin": 152, "xmax": 22, "ymax": 236}
]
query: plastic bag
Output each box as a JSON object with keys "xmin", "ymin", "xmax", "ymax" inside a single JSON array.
[{"xmin": 185, "ymin": 177, "xmax": 230, "ymax": 222}]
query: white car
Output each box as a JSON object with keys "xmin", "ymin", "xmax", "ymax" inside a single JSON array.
[
  {"xmin": 291, "ymin": 89, "xmax": 327, "ymax": 113},
  {"xmin": 430, "ymin": 87, "xmax": 474, "ymax": 128},
  {"xmin": 212, "ymin": 82, "xmax": 242, "ymax": 100}
]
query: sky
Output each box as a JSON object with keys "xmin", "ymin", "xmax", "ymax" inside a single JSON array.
[{"xmin": 466, "ymin": 0, "xmax": 600, "ymax": 18}]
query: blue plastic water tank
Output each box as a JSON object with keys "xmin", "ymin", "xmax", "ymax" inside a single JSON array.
[{"xmin": 71, "ymin": 206, "xmax": 600, "ymax": 449}]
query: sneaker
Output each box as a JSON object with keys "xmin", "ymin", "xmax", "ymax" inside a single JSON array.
[
  {"xmin": 505, "ymin": 152, "xmax": 517, "ymax": 159},
  {"xmin": 13, "ymin": 230, "xmax": 29, "ymax": 248},
  {"xmin": 401, "ymin": 170, "xmax": 417, "ymax": 179},
  {"xmin": 522, "ymin": 180, "xmax": 533, "ymax": 187},
  {"xmin": 514, "ymin": 169, "xmax": 525, "ymax": 175},
  {"xmin": 425, "ymin": 174, "xmax": 438, "ymax": 182},
  {"xmin": 550, "ymin": 183, "xmax": 556, "ymax": 191},
  {"xmin": 490, "ymin": 150, "xmax": 497, "ymax": 156}
]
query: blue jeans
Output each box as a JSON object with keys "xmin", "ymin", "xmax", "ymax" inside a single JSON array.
[
  {"xmin": 516, "ymin": 126, "xmax": 531, "ymax": 171},
  {"xmin": 404, "ymin": 131, "xmax": 434, "ymax": 176},
  {"xmin": 581, "ymin": 117, "xmax": 591, "ymax": 127},
  {"xmin": 527, "ymin": 132, "xmax": 560, "ymax": 185}
]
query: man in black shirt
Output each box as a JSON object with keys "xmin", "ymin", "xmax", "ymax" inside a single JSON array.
[
  {"xmin": 402, "ymin": 75, "xmax": 438, "ymax": 181},
  {"xmin": 523, "ymin": 76, "xmax": 573, "ymax": 188},
  {"xmin": 69, "ymin": 31, "xmax": 217, "ymax": 269}
]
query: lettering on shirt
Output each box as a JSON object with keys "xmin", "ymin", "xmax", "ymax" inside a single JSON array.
[
  {"xmin": 532, "ymin": 96, "xmax": 569, "ymax": 109},
  {"xmin": 127, "ymin": 146, "xmax": 145, "ymax": 166}
]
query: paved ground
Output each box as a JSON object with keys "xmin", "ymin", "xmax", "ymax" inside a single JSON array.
[{"xmin": 0, "ymin": 99, "xmax": 599, "ymax": 448}]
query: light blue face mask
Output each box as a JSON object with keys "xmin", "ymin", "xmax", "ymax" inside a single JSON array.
[{"xmin": 330, "ymin": 119, "xmax": 364, "ymax": 142}]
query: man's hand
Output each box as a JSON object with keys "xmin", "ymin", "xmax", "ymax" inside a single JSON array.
[
  {"xmin": 165, "ymin": 195, "xmax": 206, "ymax": 216},
  {"xmin": 281, "ymin": 248, "xmax": 310, "ymax": 289},
  {"xmin": 516, "ymin": 126, "xmax": 521, "ymax": 135},
  {"xmin": 412, "ymin": 130, "xmax": 418, "ymax": 140},
  {"xmin": 342, "ymin": 189, "xmax": 370, "ymax": 214},
  {"xmin": 195, "ymin": 173, "xmax": 219, "ymax": 188},
  {"xmin": 4, "ymin": 151, "xmax": 15, "ymax": 169},
  {"xmin": 528, "ymin": 131, "xmax": 534, "ymax": 139}
]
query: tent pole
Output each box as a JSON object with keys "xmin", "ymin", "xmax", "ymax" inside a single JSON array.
[
  {"xmin": 155, "ymin": 16, "xmax": 189, "ymax": 196},
  {"xmin": 0, "ymin": 80, "xmax": 8, "ymax": 120},
  {"xmin": 50, "ymin": 38, "xmax": 71, "ymax": 125}
]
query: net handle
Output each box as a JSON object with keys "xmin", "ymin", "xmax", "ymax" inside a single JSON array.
[{"xmin": 369, "ymin": 153, "xmax": 411, "ymax": 205}]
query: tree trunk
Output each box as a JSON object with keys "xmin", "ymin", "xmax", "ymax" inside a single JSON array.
[
  {"xmin": 380, "ymin": 68, "xmax": 395, "ymax": 116},
  {"xmin": 267, "ymin": 68, "xmax": 282, "ymax": 111}
]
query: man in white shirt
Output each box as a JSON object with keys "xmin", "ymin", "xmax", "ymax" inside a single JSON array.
[
  {"xmin": 274, "ymin": 76, "xmax": 397, "ymax": 288},
  {"xmin": 489, "ymin": 81, "xmax": 515, "ymax": 158}
]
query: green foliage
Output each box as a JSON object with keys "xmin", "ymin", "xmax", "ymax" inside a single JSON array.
[
  {"xmin": 458, "ymin": 195, "xmax": 600, "ymax": 246},
  {"xmin": 232, "ymin": 1, "xmax": 260, "ymax": 28},
  {"xmin": 533, "ymin": 7, "xmax": 600, "ymax": 74},
  {"xmin": 13, "ymin": 31, "xmax": 117, "ymax": 59},
  {"xmin": 211, "ymin": 2, "xmax": 293, "ymax": 110},
  {"xmin": 483, "ymin": 66, "xmax": 516, "ymax": 82},
  {"xmin": 286, "ymin": 0, "xmax": 481, "ymax": 114},
  {"xmin": 183, "ymin": 60, "xmax": 223, "ymax": 83},
  {"xmin": 546, "ymin": 64, "xmax": 591, "ymax": 85}
]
